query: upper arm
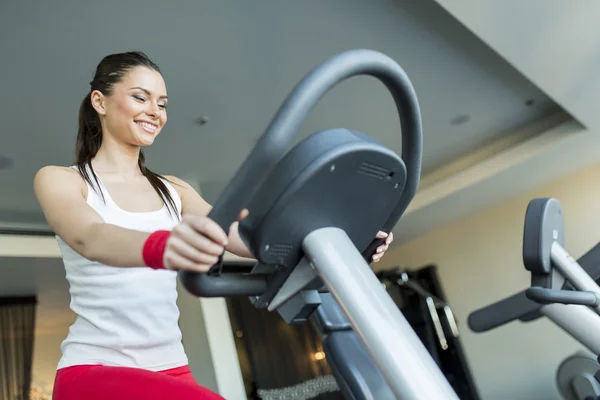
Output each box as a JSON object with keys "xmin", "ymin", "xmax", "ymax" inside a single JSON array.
[
  {"xmin": 163, "ymin": 175, "xmax": 212, "ymax": 217},
  {"xmin": 33, "ymin": 166, "xmax": 104, "ymax": 256}
]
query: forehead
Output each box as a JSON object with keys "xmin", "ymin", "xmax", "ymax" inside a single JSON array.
[{"xmin": 118, "ymin": 66, "xmax": 166, "ymax": 94}]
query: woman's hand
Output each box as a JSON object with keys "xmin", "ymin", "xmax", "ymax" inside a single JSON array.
[
  {"xmin": 372, "ymin": 231, "xmax": 394, "ymax": 263},
  {"xmin": 163, "ymin": 215, "xmax": 227, "ymax": 272},
  {"xmin": 162, "ymin": 209, "xmax": 248, "ymax": 272}
]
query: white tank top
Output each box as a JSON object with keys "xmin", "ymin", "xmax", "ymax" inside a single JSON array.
[{"xmin": 55, "ymin": 165, "xmax": 188, "ymax": 371}]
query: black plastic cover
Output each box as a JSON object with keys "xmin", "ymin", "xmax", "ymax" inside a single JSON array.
[
  {"xmin": 323, "ymin": 332, "xmax": 396, "ymax": 399},
  {"xmin": 522, "ymin": 198, "xmax": 565, "ymax": 288},
  {"xmin": 311, "ymin": 293, "xmax": 353, "ymax": 332},
  {"xmin": 239, "ymin": 128, "xmax": 406, "ymax": 268}
]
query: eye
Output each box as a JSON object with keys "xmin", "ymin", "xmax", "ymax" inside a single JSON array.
[
  {"xmin": 133, "ymin": 95, "xmax": 146, "ymax": 102},
  {"xmin": 159, "ymin": 103, "xmax": 168, "ymax": 110}
]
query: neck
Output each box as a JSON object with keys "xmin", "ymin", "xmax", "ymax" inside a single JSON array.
[{"xmin": 92, "ymin": 135, "xmax": 142, "ymax": 177}]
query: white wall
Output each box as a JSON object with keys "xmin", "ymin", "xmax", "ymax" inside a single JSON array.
[{"xmin": 378, "ymin": 162, "xmax": 600, "ymax": 399}]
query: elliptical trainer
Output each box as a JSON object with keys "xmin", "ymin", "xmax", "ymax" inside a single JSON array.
[
  {"xmin": 179, "ymin": 49, "xmax": 461, "ymax": 399},
  {"xmin": 469, "ymin": 198, "xmax": 600, "ymax": 400}
]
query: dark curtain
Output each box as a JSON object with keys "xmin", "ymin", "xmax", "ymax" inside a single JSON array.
[
  {"xmin": 227, "ymin": 297, "xmax": 343, "ymax": 400},
  {"xmin": 0, "ymin": 296, "xmax": 37, "ymax": 400}
]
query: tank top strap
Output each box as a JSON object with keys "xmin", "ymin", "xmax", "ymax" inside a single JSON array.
[{"xmin": 70, "ymin": 163, "xmax": 105, "ymax": 205}]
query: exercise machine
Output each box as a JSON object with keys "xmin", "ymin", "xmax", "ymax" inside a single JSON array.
[
  {"xmin": 178, "ymin": 49, "xmax": 460, "ymax": 399},
  {"xmin": 468, "ymin": 198, "xmax": 600, "ymax": 400}
]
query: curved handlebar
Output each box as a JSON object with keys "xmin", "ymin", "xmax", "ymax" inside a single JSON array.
[
  {"xmin": 208, "ymin": 48, "xmax": 422, "ymax": 237},
  {"xmin": 180, "ymin": 49, "xmax": 423, "ymax": 296}
]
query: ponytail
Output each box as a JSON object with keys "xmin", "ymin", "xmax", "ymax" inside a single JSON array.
[{"xmin": 74, "ymin": 92, "xmax": 106, "ymax": 203}]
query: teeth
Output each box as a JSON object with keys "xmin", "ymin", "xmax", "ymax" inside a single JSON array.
[{"xmin": 136, "ymin": 121, "xmax": 156, "ymax": 130}]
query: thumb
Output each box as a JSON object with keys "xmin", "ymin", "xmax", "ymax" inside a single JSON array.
[{"xmin": 237, "ymin": 208, "xmax": 249, "ymax": 221}]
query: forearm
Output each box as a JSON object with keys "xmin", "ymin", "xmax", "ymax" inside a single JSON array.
[{"xmin": 83, "ymin": 223, "xmax": 152, "ymax": 267}]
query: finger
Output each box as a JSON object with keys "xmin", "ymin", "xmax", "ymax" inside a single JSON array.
[
  {"xmin": 376, "ymin": 231, "xmax": 388, "ymax": 239},
  {"xmin": 386, "ymin": 232, "xmax": 394, "ymax": 245},
  {"xmin": 184, "ymin": 216, "xmax": 229, "ymax": 246},
  {"xmin": 376, "ymin": 244, "xmax": 389, "ymax": 253},
  {"xmin": 167, "ymin": 236, "xmax": 220, "ymax": 265},
  {"xmin": 173, "ymin": 223, "xmax": 225, "ymax": 256},
  {"xmin": 237, "ymin": 208, "xmax": 249, "ymax": 221},
  {"xmin": 164, "ymin": 251, "xmax": 210, "ymax": 272},
  {"xmin": 372, "ymin": 251, "xmax": 383, "ymax": 259}
]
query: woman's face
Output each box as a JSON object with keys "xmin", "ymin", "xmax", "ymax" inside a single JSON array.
[{"xmin": 92, "ymin": 66, "xmax": 168, "ymax": 147}]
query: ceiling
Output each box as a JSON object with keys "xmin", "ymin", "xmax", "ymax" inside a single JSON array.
[{"xmin": 0, "ymin": 0, "xmax": 591, "ymax": 244}]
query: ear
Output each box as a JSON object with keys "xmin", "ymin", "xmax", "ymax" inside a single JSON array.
[{"xmin": 90, "ymin": 90, "xmax": 108, "ymax": 116}]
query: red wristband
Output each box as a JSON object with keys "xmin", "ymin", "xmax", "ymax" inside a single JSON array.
[{"xmin": 142, "ymin": 230, "xmax": 171, "ymax": 270}]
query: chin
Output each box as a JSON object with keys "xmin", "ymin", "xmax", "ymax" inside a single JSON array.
[
  {"xmin": 131, "ymin": 123, "xmax": 161, "ymax": 146},
  {"xmin": 138, "ymin": 135, "xmax": 158, "ymax": 147}
]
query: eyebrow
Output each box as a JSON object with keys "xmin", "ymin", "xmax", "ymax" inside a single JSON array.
[{"xmin": 130, "ymin": 87, "xmax": 168, "ymax": 100}]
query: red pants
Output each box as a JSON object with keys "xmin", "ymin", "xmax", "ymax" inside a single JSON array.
[{"xmin": 52, "ymin": 364, "xmax": 225, "ymax": 400}]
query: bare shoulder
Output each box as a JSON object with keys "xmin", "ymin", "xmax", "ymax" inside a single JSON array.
[
  {"xmin": 35, "ymin": 165, "xmax": 77, "ymax": 183},
  {"xmin": 162, "ymin": 175, "xmax": 193, "ymax": 188},
  {"xmin": 34, "ymin": 165, "xmax": 86, "ymax": 198},
  {"xmin": 162, "ymin": 175, "xmax": 196, "ymax": 196},
  {"xmin": 161, "ymin": 174, "xmax": 211, "ymax": 214}
]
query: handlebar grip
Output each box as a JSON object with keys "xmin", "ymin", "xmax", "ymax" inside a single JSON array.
[
  {"xmin": 526, "ymin": 287, "xmax": 600, "ymax": 306},
  {"xmin": 178, "ymin": 270, "xmax": 268, "ymax": 297},
  {"xmin": 468, "ymin": 291, "xmax": 540, "ymax": 332}
]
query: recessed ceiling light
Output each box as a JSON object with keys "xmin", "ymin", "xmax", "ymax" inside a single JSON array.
[
  {"xmin": 0, "ymin": 155, "xmax": 13, "ymax": 170},
  {"xmin": 196, "ymin": 116, "xmax": 209, "ymax": 126},
  {"xmin": 450, "ymin": 114, "xmax": 470, "ymax": 126}
]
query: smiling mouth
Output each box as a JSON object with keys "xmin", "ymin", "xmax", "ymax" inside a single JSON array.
[{"xmin": 135, "ymin": 120, "xmax": 158, "ymax": 134}]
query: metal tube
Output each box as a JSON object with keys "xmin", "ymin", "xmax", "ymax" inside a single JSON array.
[
  {"xmin": 303, "ymin": 227, "xmax": 459, "ymax": 400},
  {"xmin": 541, "ymin": 303, "xmax": 600, "ymax": 354},
  {"xmin": 551, "ymin": 242, "xmax": 600, "ymax": 314}
]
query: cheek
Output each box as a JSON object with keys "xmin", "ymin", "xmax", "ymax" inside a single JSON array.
[
  {"xmin": 119, "ymin": 99, "xmax": 144, "ymax": 118},
  {"xmin": 111, "ymin": 98, "xmax": 141, "ymax": 123}
]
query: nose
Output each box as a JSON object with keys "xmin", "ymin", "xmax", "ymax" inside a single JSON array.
[{"xmin": 146, "ymin": 102, "xmax": 161, "ymax": 119}]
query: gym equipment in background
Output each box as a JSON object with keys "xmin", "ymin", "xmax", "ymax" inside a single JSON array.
[
  {"xmin": 226, "ymin": 263, "xmax": 481, "ymax": 399},
  {"xmin": 378, "ymin": 265, "xmax": 481, "ymax": 400},
  {"xmin": 179, "ymin": 48, "xmax": 460, "ymax": 399},
  {"xmin": 469, "ymin": 198, "xmax": 600, "ymax": 400},
  {"xmin": 557, "ymin": 353, "xmax": 600, "ymax": 400}
]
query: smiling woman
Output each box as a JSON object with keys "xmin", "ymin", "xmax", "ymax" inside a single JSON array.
[
  {"xmin": 31, "ymin": 50, "xmax": 394, "ymax": 400},
  {"xmin": 32, "ymin": 51, "xmax": 249, "ymax": 400},
  {"xmin": 74, "ymin": 52, "xmax": 178, "ymax": 219}
]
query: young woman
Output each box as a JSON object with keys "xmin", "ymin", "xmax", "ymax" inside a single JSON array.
[{"xmin": 34, "ymin": 51, "xmax": 394, "ymax": 400}]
